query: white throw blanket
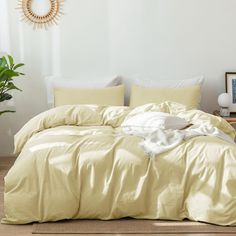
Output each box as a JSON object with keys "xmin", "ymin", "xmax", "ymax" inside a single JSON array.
[{"xmin": 122, "ymin": 112, "xmax": 235, "ymax": 158}]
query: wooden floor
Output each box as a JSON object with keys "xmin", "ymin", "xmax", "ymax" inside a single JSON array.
[{"xmin": 0, "ymin": 156, "xmax": 234, "ymax": 236}]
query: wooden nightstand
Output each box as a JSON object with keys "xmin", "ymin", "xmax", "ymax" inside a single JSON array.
[{"xmin": 213, "ymin": 110, "xmax": 236, "ymax": 124}]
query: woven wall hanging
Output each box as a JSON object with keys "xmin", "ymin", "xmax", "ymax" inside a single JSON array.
[{"xmin": 17, "ymin": 0, "xmax": 65, "ymax": 29}]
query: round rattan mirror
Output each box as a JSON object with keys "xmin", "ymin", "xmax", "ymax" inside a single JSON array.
[{"xmin": 17, "ymin": 0, "xmax": 65, "ymax": 29}]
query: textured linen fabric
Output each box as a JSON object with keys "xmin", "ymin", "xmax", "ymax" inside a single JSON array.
[
  {"xmin": 118, "ymin": 75, "xmax": 204, "ymax": 106},
  {"xmin": 130, "ymin": 85, "xmax": 201, "ymax": 109},
  {"xmin": 54, "ymin": 84, "xmax": 125, "ymax": 107},
  {"xmin": 2, "ymin": 102, "xmax": 236, "ymax": 225},
  {"xmin": 45, "ymin": 76, "xmax": 122, "ymax": 107}
]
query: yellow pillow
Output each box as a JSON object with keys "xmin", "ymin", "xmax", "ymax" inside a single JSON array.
[
  {"xmin": 54, "ymin": 84, "xmax": 124, "ymax": 107},
  {"xmin": 130, "ymin": 85, "xmax": 201, "ymax": 109}
]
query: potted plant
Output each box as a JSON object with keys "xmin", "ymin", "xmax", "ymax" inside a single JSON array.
[{"xmin": 0, "ymin": 55, "xmax": 25, "ymax": 115}]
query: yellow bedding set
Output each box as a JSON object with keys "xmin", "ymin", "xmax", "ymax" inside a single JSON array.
[{"xmin": 2, "ymin": 102, "xmax": 236, "ymax": 225}]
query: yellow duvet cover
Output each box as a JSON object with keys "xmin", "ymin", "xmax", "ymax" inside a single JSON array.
[{"xmin": 2, "ymin": 102, "xmax": 236, "ymax": 225}]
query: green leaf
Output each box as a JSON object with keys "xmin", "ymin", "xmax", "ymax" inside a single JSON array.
[
  {"xmin": 0, "ymin": 57, "xmax": 8, "ymax": 68},
  {"xmin": 0, "ymin": 110, "xmax": 15, "ymax": 116},
  {"xmin": 7, "ymin": 55, "xmax": 14, "ymax": 68},
  {"xmin": 0, "ymin": 66, "xmax": 6, "ymax": 73},
  {"xmin": 0, "ymin": 68, "xmax": 9, "ymax": 79},
  {"xmin": 13, "ymin": 63, "xmax": 24, "ymax": 70},
  {"xmin": 0, "ymin": 55, "xmax": 24, "ymax": 106},
  {"xmin": 0, "ymin": 77, "xmax": 13, "ymax": 83},
  {"xmin": 5, "ymin": 82, "xmax": 22, "ymax": 92},
  {"xmin": 3, "ymin": 70, "xmax": 20, "ymax": 78},
  {"xmin": 0, "ymin": 93, "xmax": 12, "ymax": 102}
]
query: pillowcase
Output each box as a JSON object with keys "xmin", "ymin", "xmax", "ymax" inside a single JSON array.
[
  {"xmin": 45, "ymin": 76, "xmax": 122, "ymax": 107},
  {"xmin": 134, "ymin": 75, "xmax": 204, "ymax": 88},
  {"xmin": 118, "ymin": 75, "xmax": 204, "ymax": 105},
  {"xmin": 121, "ymin": 112, "xmax": 189, "ymax": 131},
  {"xmin": 52, "ymin": 76, "xmax": 122, "ymax": 88},
  {"xmin": 130, "ymin": 85, "xmax": 201, "ymax": 109},
  {"xmin": 54, "ymin": 84, "xmax": 125, "ymax": 107}
]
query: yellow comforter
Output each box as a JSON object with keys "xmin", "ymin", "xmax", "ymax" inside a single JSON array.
[{"xmin": 2, "ymin": 102, "xmax": 236, "ymax": 225}]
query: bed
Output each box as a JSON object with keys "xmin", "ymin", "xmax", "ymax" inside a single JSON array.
[{"xmin": 2, "ymin": 102, "xmax": 236, "ymax": 225}]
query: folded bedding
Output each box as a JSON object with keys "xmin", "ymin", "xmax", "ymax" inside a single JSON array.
[{"xmin": 2, "ymin": 102, "xmax": 236, "ymax": 225}]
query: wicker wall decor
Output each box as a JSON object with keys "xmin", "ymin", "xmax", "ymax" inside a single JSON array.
[{"xmin": 17, "ymin": 0, "xmax": 65, "ymax": 29}]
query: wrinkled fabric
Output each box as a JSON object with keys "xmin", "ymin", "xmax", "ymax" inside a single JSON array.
[
  {"xmin": 123, "ymin": 123, "xmax": 235, "ymax": 158},
  {"xmin": 2, "ymin": 102, "xmax": 236, "ymax": 225},
  {"xmin": 121, "ymin": 111, "xmax": 190, "ymax": 130}
]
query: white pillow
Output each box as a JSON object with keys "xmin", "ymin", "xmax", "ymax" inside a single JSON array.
[
  {"xmin": 136, "ymin": 75, "xmax": 204, "ymax": 88},
  {"xmin": 121, "ymin": 112, "xmax": 189, "ymax": 131},
  {"xmin": 45, "ymin": 76, "xmax": 122, "ymax": 108},
  {"xmin": 118, "ymin": 75, "xmax": 204, "ymax": 106}
]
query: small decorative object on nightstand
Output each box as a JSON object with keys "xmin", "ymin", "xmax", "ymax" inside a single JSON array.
[
  {"xmin": 218, "ymin": 93, "xmax": 230, "ymax": 117},
  {"xmin": 213, "ymin": 110, "xmax": 236, "ymax": 124}
]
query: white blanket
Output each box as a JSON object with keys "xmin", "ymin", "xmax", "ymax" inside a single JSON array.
[{"xmin": 122, "ymin": 112, "xmax": 235, "ymax": 158}]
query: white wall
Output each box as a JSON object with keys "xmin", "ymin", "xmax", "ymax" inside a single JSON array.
[
  {"xmin": 108, "ymin": 0, "xmax": 236, "ymax": 111},
  {"xmin": 0, "ymin": 0, "xmax": 236, "ymax": 155},
  {"xmin": 0, "ymin": 0, "xmax": 110, "ymax": 155}
]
